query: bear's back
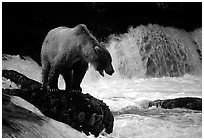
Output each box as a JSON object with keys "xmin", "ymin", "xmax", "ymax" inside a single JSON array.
[
  {"xmin": 42, "ymin": 24, "xmax": 100, "ymax": 58},
  {"xmin": 47, "ymin": 25, "xmax": 88, "ymax": 42},
  {"xmin": 45, "ymin": 24, "xmax": 94, "ymax": 43},
  {"xmin": 49, "ymin": 26, "xmax": 72, "ymax": 40},
  {"xmin": 49, "ymin": 24, "xmax": 87, "ymax": 36}
]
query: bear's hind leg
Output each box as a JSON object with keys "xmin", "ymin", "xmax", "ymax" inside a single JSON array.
[
  {"xmin": 47, "ymin": 65, "xmax": 60, "ymax": 89},
  {"xmin": 41, "ymin": 57, "xmax": 51, "ymax": 88}
]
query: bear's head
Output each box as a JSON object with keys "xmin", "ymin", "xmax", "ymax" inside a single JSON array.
[
  {"xmin": 93, "ymin": 46, "xmax": 114, "ymax": 77},
  {"xmin": 77, "ymin": 24, "xmax": 114, "ymax": 76}
]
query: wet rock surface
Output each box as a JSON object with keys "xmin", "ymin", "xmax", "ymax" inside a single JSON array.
[{"xmin": 148, "ymin": 97, "xmax": 202, "ymax": 111}]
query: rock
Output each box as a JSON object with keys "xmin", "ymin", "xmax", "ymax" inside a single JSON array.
[
  {"xmin": 2, "ymin": 69, "xmax": 41, "ymax": 90},
  {"xmin": 2, "ymin": 69, "xmax": 114, "ymax": 137},
  {"xmin": 148, "ymin": 97, "xmax": 202, "ymax": 111}
]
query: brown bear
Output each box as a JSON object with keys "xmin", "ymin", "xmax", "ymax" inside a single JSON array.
[{"xmin": 41, "ymin": 24, "xmax": 114, "ymax": 92}]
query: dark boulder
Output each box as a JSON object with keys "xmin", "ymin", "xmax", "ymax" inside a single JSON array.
[{"xmin": 148, "ymin": 97, "xmax": 202, "ymax": 111}]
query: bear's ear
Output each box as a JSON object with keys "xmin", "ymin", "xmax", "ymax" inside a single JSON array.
[{"xmin": 94, "ymin": 46, "xmax": 101, "ymax": 54}]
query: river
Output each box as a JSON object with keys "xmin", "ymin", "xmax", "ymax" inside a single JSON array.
[{"xmin": 80, "ymin": 73, "xmax": 202, "ymax": 138}]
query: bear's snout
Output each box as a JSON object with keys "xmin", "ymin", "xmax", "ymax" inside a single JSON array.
[
  {"xmin": 105, "ymin": 66, "xmax": 114, "ymax": 76},
  {"xmin": 106, "ymin": 69, "xmax": 114, "ymax": 75}
]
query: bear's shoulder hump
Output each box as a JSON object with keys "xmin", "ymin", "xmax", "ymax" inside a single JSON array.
[{"xmin": 74, "ymin": 24, "xmax": 91, "ymax": 36}]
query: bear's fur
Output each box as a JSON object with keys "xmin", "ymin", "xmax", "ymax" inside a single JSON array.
[{"xmin": 41, "ymin": 24, "xmax": 114, "ymax": 91}]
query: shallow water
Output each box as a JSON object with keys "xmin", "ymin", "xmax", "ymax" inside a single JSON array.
[
  {"xmin": 81, "ymin": 74, "xmax": 202, "ymax": 138},
  {"xmin": 81, "ymin": 74, "xmax": 202, "ymax": 111}
]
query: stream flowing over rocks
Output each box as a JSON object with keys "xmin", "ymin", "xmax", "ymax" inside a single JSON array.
[{"xmin": 2, "ymin": 24, "xmax": 202, "ymax": 138}]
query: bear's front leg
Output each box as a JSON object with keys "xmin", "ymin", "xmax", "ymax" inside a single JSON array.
[
  {"xmin": 61, "ymin": 70, "xmax": 73, "ymax": 91},
  {"xmin": 72, "ymin": 64, "xmax": 88, "ymax": 93}
]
